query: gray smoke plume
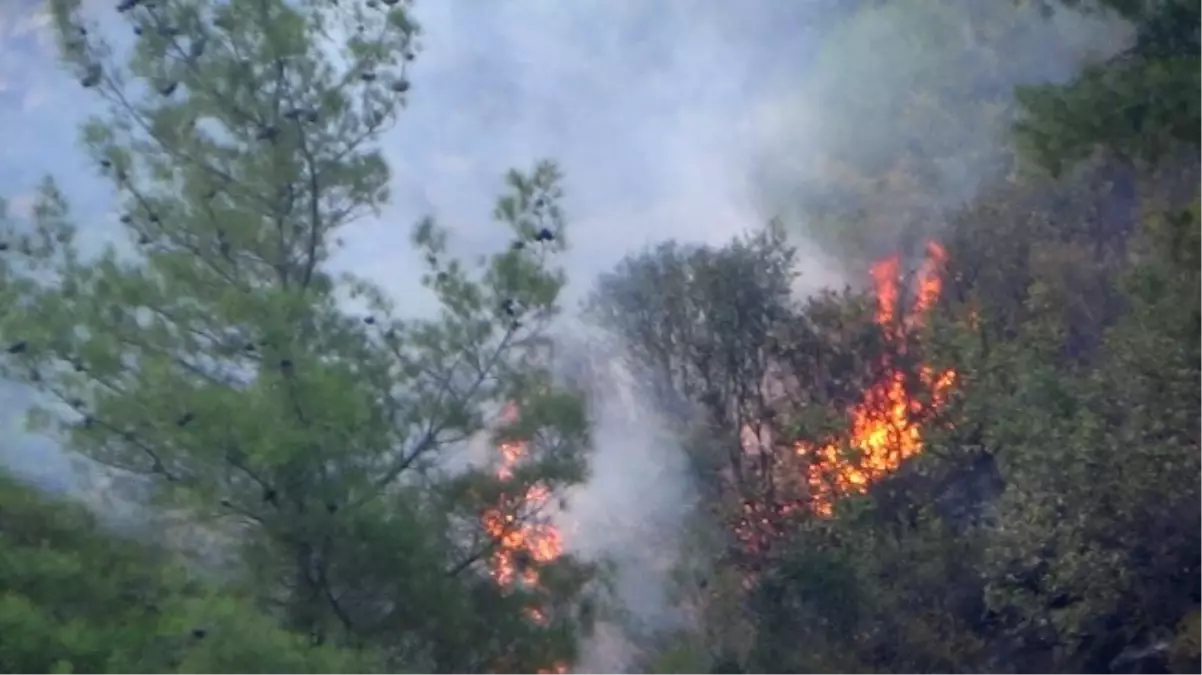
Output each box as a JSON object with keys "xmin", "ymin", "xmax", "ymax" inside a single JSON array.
[{"xmin": 552, "ymin": 325, "xmax": 699, "ymax": 672}]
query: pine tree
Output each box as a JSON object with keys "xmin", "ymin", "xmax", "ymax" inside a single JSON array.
[{"xmin": 0, "ymin": 0, "xmax": 597, "ymax": 670}]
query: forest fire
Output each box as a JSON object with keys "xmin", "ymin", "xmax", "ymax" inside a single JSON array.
[
  {"xmin": 480, "ymin": 403, "xmax": 568, "ymax": 674},
  {"xmin": 797, "ymin": 240, "xmax": 956, "ymax": 516}
]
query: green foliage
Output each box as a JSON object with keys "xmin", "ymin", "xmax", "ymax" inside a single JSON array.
[
  {"xmin": 0, "ymin": 471, "xmax": 376, "ymax": 673},
  {"xmin": 973, "ymin": 202, "xmax": 1201, "ymax": 672},
  {"xmin": 1015, "ymin": 0, "xmax": 1200, "ymax": 173}
]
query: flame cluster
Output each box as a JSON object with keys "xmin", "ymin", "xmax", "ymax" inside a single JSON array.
[
  {"xmin": 480, "ymin": 403, "xmax": 568, "ymax": 675},
  {"xmin": 481, "ymin": 439, "xmax": 563, "ymax": 588},
  {"xmin": 797, "ymin": 241, "xmax": 956, "ymax": 516}
]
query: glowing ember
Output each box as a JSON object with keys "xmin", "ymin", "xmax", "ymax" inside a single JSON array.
[
  {"xmin": 481, "ymin": 403, "xmax": 569, "ymax": 674},
  {"xmin": 797, "ymin": 240, "xmax": 956, "ymax": 516}
]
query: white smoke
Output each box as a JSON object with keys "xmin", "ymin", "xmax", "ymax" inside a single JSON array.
[{"xmin": 552, "ymin": 326, "xmax": 698, "ymax": 673}]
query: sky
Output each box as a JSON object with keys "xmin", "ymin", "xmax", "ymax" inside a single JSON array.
[
  {"xmin": 333, "ymin": 0, "xmax": 849, "ymax": 304},
  {"xmin": 0, "ymin": 0, "xmax": 837, "ymax": 301}
]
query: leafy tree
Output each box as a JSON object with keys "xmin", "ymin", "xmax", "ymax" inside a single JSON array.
[
  {"xmin": 583, "ymin": 225, "xmax": 799, "ymax": 669},
  {"xmin": 980, "ymin": 17, "xmax": 1199, "ymax": 671},
  {"xmin": 584, "ymin": 224, "xmax": 872, "ymax": 562},
  {"xmin": 0, "ymin": 0, "xmax": 597, "ymax": 670},
  {"xmin": 1015, "ymin": 0, "xmax": 1200, "ymax": 174},
  {"xmin": 0, "ymin": 469, "xmax": 376, "ymax": 673}
]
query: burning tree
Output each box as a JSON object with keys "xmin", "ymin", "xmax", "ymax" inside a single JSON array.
[
  {"xmin": 796, "ymin": 240, "xmax": 956, "ymax": 517},
  {"xmin": 474, "ymin": 401, "xmax": 587, "ymax": 675},
  {"xmin": 586, "ymin": 230, "xmax": 958, "ymax": 572},
  {"xmin": 585, "ymin": 228, "xmax": 962, "ymax": 673}
]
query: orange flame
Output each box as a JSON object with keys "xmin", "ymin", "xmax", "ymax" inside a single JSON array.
[
  {"xmin": 481, "ymin": 403, "xmax": 569, "ymax": 674},
  {"xmin": 481, "ymin": 432, "xmax": 563, "ymax": 587},
  {"xmin": 797, "ymin": 241, "xmax": 956, "ymax": 516}
]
